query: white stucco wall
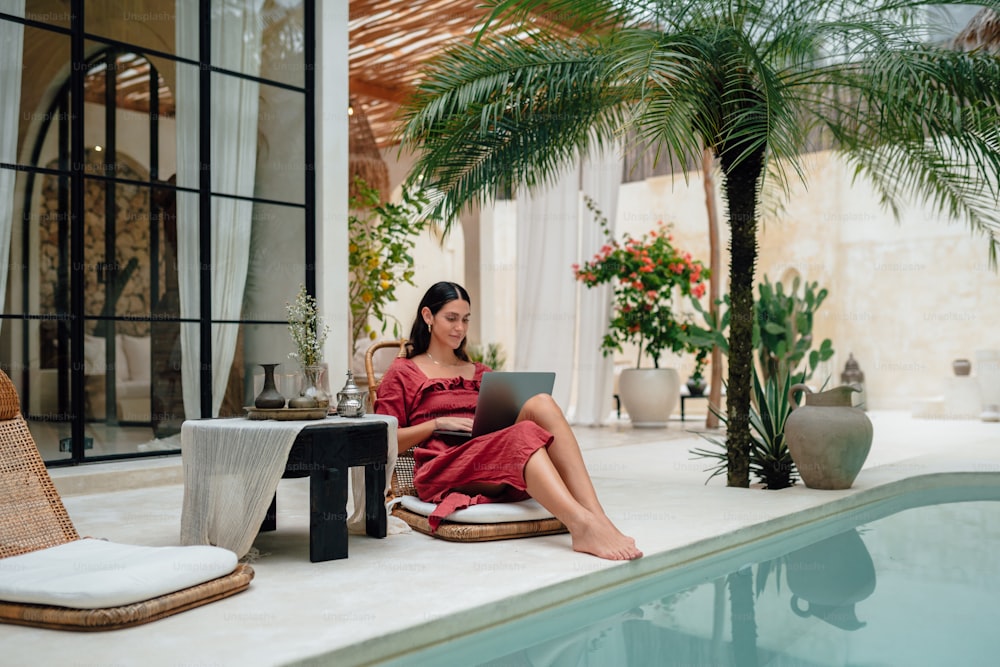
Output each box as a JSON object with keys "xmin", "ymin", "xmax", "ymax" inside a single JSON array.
[{"xmin": 615, "ymin": 150, "xmax": 1000, "ymax": 411}]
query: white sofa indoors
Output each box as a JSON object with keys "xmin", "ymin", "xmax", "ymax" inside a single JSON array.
[{"xmin": 83, "ymin": 333, "xmax": 151, "ymax": 422}]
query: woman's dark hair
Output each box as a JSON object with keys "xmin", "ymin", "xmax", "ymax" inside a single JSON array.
[{"xmin": 406, "ymin": 282, "xmax": 471, "ymax": 360}]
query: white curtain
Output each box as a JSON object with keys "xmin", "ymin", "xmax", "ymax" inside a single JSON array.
[
  {"xmin": 575, "ymin": 146, "xmax": 621, "ymax": 425},
  {"xmin": 176, "ymin": 0, "xmax": 263, "ymax": 418},
  {"xmin": 515, "ymin": 165, "xmax": 580, "ymax": 408},
  {"xmin": 0, "ymin": 0, "xmax": 25, "ymax": 327},
  {"xmin": 515, "ymin": 145, "xmax": 622, "ymax": 420}
]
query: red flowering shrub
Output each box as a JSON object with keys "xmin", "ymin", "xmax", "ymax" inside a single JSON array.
[{"xmin": 573, "ymin": 197, "xmax": 709, "ymax": 368}]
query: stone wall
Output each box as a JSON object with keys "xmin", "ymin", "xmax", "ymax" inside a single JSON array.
[{"xmin": 38, "ymin": 150, "xmax": 162, "ymax": 366}]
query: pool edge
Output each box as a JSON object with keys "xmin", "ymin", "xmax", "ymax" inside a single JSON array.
[{"xmin": 294, "ymin": 470, "xmax": 1000, "ymax": 667}]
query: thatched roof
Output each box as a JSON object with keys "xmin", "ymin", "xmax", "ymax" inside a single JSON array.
[
  {"xmin": 348, "ymin": 97, "xmax": 390, "ymax": 201},
  {"xmin": 349, "ymin": 0, "xmax": 572, "ymax": 148},
  {"xmin": 952, "ymin": 8, "xmax": 1000, "ymax": 52}
]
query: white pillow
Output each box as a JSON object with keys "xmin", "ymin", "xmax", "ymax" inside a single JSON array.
[
  {"xmin": 398, "ymin": 496, "xmax": 555, "ymax": 524},
  {"xmin": 120, "ymin": 334, "xmax": 150, "ymax": 382},
  {"xmin": 82, "ymin": 334, "xmax": 107, "ymax": 376},
  {"xmin": 0, "ymin": 538, "xmax": 237, "ymax": 609}
]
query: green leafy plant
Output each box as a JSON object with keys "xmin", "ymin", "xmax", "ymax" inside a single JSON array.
[
  {"xmin": 467, "ymin": 342, "xmax": 507, "ymax": 370},
  {"xmin": 756, "ymin": 275, "xmax": 834, "ymax": 384},
  {"xmin": 573, "ymin": 197, "xmax": 709, "ymax": 368},
  {"xmin": 686, "ymin": 276, "xmax": 835, "ymax": 385},
  {"xmin": 348, "ymin": 177, "xmax": 431, "ymax": 343},
  {"xmin": 286, "ymin": 283, "xmax": 330, "ymax": 368},
  {"xmin": 689, "ymin": 346, "xmax": 710, "ymax": 385},
  {"xmin": 690, "ymin": 364, "xmax": 798, "ymax": 489}
]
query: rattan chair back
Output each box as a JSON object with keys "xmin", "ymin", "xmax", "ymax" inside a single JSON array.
[
  {"xmin": 0, "ymin": 369, "xmax": 79, "ymax": 559},
  {"xmin": 0, "ymin": 367, "xmax": 255, "ymax": 631},
  {"xmin": 364, "ymin": 339, "xmax": 415, "ymax": 496}
]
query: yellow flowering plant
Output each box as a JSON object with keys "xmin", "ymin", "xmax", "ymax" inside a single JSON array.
[{"xmin": 348, "ymin": 177, "xmax": 431, "ymax": 342}]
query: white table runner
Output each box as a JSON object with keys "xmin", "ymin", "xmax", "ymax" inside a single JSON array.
[{"xmin": 180, "ymin": 414, "xmax": 406, "ymax": 558}]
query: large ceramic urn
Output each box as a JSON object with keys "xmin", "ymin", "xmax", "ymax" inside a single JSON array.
[
  {"xmin": 618, "ymin": 368, "xmax": 680, "ymax": 428},
  {"xmin": 785, "ymin": 384, "xmax": 873, "ymax": 490}
]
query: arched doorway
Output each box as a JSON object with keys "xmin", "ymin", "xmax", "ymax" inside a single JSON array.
[{"xmin": 21, "ymin": 47, "xmax": 182, "ymax": 459}]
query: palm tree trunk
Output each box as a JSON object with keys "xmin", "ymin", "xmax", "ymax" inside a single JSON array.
[
  {"xmin": 702, "ymin": 147, "xmax": 723, "ymax": 429},
  {"xmin": 720, "ymin": 153, "xmax": 763, "ymax": 488}
]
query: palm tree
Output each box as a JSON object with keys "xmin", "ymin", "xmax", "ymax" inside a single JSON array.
[{"xmin": 397, "ymin": 0, "xmax": 1000, "ymax": 487}]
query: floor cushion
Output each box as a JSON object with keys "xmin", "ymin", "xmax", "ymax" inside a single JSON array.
[
  {"xmin": 0, "ymin": 538, "xmax": 238, "ymax": 609},
  {"xmin": 398, "ymin": 496, "xmax": 556, "ymax": 524}
]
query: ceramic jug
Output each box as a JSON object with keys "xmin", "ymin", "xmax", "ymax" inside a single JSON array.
[{"xmin": 785, "ymin": 384, "xmax": 873, "ymax": 490}]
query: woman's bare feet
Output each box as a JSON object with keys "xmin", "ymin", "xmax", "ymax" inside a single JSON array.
[{"xmin": 569, "ymin": 512, "xmax": 642, "ymax": 560}]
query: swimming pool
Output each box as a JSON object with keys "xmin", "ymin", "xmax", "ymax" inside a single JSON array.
[{"xmin": 385, "ymin": 483, "xmax": 1000, "ymax": 666}]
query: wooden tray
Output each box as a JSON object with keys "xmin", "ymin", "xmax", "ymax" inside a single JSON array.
[{"xmin": 244, "ymin": 406, "xmax": 328, "ymax": 421}]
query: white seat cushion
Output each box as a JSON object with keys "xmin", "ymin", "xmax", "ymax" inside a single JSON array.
[
  {"xmin": 0, "ymin": 538, "xmax": 238, "ymax": 609},
  {"xmin": 120, "ymin": 334, "xmax": 151, "ymax": 383},
  {"xmin": 398, "ymin": 496, "xmax": 555, "ymax": 524}
]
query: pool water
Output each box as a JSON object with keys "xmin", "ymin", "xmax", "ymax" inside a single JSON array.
[{"xmin": 392, "ymin": 486, "xmax": 1000, "ymax": 667}]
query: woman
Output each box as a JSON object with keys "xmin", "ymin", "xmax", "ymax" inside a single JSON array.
[{"xmin": 375, "ymin": 281, "xmax": 642, "ymax": 561}]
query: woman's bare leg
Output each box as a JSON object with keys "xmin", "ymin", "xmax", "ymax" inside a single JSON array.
[
  {"xmin": 523, "ymin": 448, "xmax": 642, "ymax": 560},
  {"xmin": 518, "ymin": 395, "xmax": 611, "ymax": 515},
  {"xmin": 515, "ymin": 395, "xmax": 641, "ymax": 559}
]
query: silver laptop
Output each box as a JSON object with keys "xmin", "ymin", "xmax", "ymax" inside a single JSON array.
[{"xmin": 433, "ymin": 371, "xmax": 556, "ymax": 441}]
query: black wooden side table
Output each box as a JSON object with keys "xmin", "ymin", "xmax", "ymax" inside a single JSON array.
[{"xmin": 261, "ymin": 419, "xmax": 388, "ymax": 562}]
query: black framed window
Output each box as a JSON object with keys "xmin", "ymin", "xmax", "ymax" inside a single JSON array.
[{"xmin": 0, "ymin": 0, "xmax": 315, "ymax": 465}]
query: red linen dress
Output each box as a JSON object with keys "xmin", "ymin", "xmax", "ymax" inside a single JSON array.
[{"xmin": 374, "ymin": 357, "xmax": 553, "ymax": 530}]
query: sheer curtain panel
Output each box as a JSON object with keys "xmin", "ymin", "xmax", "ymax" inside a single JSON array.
[
  {"xmin": 0, "ymin": 0, "xmax": 25, "ymax": 328},
  {"xmin": 176, "ymin": 0, "xmax": 263, "ymax": 418}
]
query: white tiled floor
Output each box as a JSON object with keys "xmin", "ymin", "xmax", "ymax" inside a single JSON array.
[{"xmin": 3, "ymin": 412, "xmax": 998, "ymax": 666}]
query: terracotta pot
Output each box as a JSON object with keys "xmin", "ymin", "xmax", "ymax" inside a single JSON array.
[
  {"xmin": 785, "ymin": 384, "xmax": 873, "ymax": 489},
  {"xmin": 618, "ymin": 368, "xmax": 680, "ymax": 428}
]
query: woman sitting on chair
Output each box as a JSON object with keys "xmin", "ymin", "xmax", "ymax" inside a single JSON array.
[{"xmin": 374, "ymin": 281, "xmax": 642, "ymax": 561}]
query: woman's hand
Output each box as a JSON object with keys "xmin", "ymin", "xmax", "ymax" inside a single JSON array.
[
  {"xmin": 434, "ymin": 416, "xmax": 473, "ymax": 432},
  {"xmin": 396, "ymin": 415, "xmax": 474, "ymax": 453}
]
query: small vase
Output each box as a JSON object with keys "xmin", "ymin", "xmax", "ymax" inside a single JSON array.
[
  {"xmin": 299, "ymin": 364, "xmax": 330, "ymax": 408},
  {"xmin": 952, "ymin": 358, "xmax": 972, "ymax": 376},
  {"xmin": 254, "ymin": 363, "xmax": 286, "ymax": 409}
]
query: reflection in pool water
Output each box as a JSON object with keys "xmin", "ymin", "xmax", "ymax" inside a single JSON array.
[
  {"xmin": 785, "ymin": 528, "xmax": 876, "ymax": 632},
  {"xmin": 423, "ymin": 496, "xmax": 1000, "ymax": 667}
]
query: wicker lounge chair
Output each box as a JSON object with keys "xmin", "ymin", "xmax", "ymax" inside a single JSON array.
[
  {"xmin": 0, "ymin": 369, "xmax": 253, "ymax": 631},
  {"xmin": 365, "ymin": 339, "xmax": 567, "ymax": 542}
]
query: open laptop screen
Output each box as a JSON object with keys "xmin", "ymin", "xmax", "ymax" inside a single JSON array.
[{"xmin": 433, "ymin": 371, "xmax": 556, "ymax": 441}]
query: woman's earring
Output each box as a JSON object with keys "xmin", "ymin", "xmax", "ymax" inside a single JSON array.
[{"xmin": 427, "ymin": 323, "xmax": 432, "ymax": 332}]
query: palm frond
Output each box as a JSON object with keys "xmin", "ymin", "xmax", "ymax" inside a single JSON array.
[
  {"xmin": 823, "ymin": 46, "xmax": 1000, "ymax": 263},
  {"xmin": 398, "ymin": 36, "xmax": 637, "ymax": 226}
]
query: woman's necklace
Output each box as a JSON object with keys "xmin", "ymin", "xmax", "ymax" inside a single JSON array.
[{"xmin": 426, "ymin": 351, "xmax": 462, "ymax": 367}]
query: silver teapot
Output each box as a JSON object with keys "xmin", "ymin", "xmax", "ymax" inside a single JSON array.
[{"xmin": 336, "ymin": 370, "xmax": 366, "ymax": 418}]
